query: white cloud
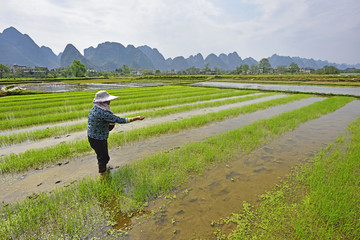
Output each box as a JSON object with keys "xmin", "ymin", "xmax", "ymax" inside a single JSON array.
[{"xmin": 0, "ymin": 0, "xmax": 359, "ymax": 64}]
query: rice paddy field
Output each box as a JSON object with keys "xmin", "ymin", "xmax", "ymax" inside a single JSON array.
[{"xmin": 1, "ymin": 83, "xmax": 360, "ymax": 239}]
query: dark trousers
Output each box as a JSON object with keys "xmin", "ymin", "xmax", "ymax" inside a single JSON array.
[{"xmin": 88, "ymin": 137, "xmax": 110, "ymax": 166}]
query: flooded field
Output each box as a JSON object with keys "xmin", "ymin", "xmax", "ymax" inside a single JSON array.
[
  {"xmin": 128, "ymin": 100, "xmax": 360, "ymax": 239},
  {"xmin": 1, "ymin": 84, "xmax": 359, "ymax": 239}
]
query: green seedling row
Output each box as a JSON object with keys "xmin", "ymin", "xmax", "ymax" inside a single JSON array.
[
  {"xmin": 0, "ymin": 91, "xmax": 265, "ymax": 146},
  {"xmin": 0, "ymin": 123, "xmax": 87, "ymax": 146},
  {"xmin": 0, "ymin": 96, "xmax": 354, "ymax": 239},
  {"xmin": 0, "ymin": 94, "xmax": 309, "ymax": 173}
]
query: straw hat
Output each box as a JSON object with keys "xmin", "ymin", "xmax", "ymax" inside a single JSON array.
[{"xmin": 93, "ymin": 90, "xmax": 119, "ymax": 103}]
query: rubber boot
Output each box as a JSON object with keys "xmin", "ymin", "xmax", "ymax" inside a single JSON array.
[{"xmin": 98, "ymin": 164, "xmax": 107, "ymax": 173}]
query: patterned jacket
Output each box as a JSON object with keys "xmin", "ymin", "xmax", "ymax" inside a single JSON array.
[{"xmin": 87, "ymin": 106, "xmax": 128, "ymax": 140}]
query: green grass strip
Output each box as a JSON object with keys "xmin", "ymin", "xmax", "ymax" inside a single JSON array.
[
  {"xmin": 223, "ymin": 115, "xmax": 360, "ymax": 240},
  {"xmin": 0, "ymin": 96, "xmax": 354, "ymax": 239},
  {"xmin": 0, "ymin": 94, "xmax": 308, "ymax": 173},
  {"xmin": 0, "ymin": 123, "xmax": 87, "ymax": 146},
  {"xmin": 0, "ymin": 91, "xmax": 266, "ymax": 146}
]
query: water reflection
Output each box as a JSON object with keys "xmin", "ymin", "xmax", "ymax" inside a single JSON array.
[{"xmin": 194, "ymin": 82, "xmax": 360, "ymax": 96}]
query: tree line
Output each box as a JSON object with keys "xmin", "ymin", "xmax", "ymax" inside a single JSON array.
[
  {"xmin": 0, "ymin": 58, "xmax": 359, "ymax": 79},
  {"xmin": 0, "ymin": 60, "xmax": 89, "ymax": 79}
]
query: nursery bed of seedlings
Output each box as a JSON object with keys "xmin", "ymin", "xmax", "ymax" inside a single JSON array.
[
  {"xmin": 0, "ymin": 86, "xmax": 256, "ymax": 130},
  {"xmin": 0, "ymin": 84, "xmax": 359, "ymax": 239},
  {"xmin": 0, "ymin": 92, "xmax": 269, "ymax": 147}
]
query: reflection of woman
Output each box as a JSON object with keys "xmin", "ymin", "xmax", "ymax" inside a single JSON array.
[{"xmin": 87, "ymin": 90, "xmax": 145, "ymax": 174}]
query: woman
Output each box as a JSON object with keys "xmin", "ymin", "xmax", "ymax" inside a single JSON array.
[{"xmin": 87, "ymin": 90, "xmax": 145, "ymax": 174}]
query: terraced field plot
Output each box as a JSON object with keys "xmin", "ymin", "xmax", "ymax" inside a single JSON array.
[{"xmin": 1, "ymin": 85, "xmax": 359, "ymax": 239}]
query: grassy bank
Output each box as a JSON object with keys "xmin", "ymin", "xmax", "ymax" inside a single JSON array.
[{"xmin": 0, "ymin": 96, "xmax": 354, "ymax": 239}]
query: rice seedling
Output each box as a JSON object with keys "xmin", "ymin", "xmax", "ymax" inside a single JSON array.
[
  {"xmin": 0, "ymin": 122, "xmax": 87, "ymax": 146},
  {"xmin": 0, "ymin": 96, "xmax": 354, "ymax": 239}
]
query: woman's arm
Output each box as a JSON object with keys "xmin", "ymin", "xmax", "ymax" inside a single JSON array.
[{"xmin": 128, "ymin": 116, "xmax": 145, "ymax": 122}]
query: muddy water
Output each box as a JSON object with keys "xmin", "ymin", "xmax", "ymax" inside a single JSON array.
[
  {"xmin": 0, "ymin": 97, "xmax": 322, "ymax": 203},
  {"xmin": 127, "ymin": 100, "xmax": 360, "ymax": 239},
  {"xmin": 195, "ymin": 81, "xmax": 360, "ymax": 96}
]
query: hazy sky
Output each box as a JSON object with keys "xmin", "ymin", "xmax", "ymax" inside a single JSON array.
[{"xmin": 1, "ymin": 0, "xmax": 359, "ymax": 64}]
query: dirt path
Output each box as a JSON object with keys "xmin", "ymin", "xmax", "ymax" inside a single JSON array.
[{"xmin": 0, "ymin": 97, "xmax": 323, "ymax": 204}]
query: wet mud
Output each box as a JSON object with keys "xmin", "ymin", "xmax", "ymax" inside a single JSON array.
[
  {"xmin": 0, "ymin": 96, "xmax": 322, "ymax": 203},
  {"xmin": 126, "ymin": 100, "xmax": 360, "ymax": 239}
]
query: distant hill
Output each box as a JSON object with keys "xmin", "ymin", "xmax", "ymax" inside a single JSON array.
[
  {"xmin": 267, "ymin": 54, "xmax": 358, "ymax": 70},
  {"xmin": 61, "ymin": 44, "xmax": 94, "ymax": 68},
  {"xmin": 1, "ymin": 27, "xmax": 359, "ymax": 71},
  {"xmin": 84, "ymin": 42, "xmax": 154, "ymax": 71},
  {"xmin": 0, "ymin": 27, "xmax": 59, "ymax": 69}
]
